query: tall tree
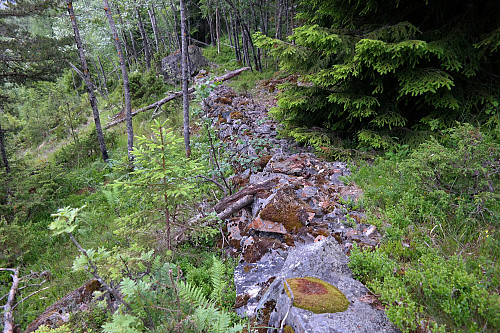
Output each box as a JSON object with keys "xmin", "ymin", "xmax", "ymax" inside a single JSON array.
[
  {"xmin": 135, "ymin": 1, "xmax": 151, "ymax": 70},
  {"xmin": 0, "ymin": 0, "xmax": 72, "ymax": 173},
  {"xmin": 66, "ymin": 0, "xmax": 108, "ymax": 161},
  {"xmin": 180, "ymin": 0, "xmax": 190, "ymax": 157},
  {"xmin": 103, "ymin": 0, "xmax": 134, "ymax": 162},
  {"xmin": 256, "ymin": 0, "xmax": 500, "ymax": 149}
]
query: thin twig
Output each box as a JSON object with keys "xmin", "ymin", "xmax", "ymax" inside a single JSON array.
[{"xmin": 12, "ymin": 287, "xmax": 50, "ymax": 310}]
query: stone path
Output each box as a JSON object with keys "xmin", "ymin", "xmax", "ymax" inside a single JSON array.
[{"xmin": 204, "ymin": 85, "xmax": 400, "ymax": 333}]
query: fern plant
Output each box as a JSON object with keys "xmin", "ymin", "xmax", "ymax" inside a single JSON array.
[{"xmin": 178, "ymin": 257, "xmax": 243, "ymax": 333}]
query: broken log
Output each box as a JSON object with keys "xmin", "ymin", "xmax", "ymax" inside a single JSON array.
[
  {"xmin": 214, "ymin": 178, "xmax": 278, "ymax": 214},
  {"xmin": 216, "ymin": 194, "xmax": 254, "ymax": 220},
  {"xmin": 2, "ymin": 267, "xmax": 20, "ymax": 333},
  {"xmin": 104, "ymin": 66, "xmax": 250, "ymax": 129}
]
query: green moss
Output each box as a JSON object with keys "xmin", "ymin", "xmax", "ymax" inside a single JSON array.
[
  {"xmin": 285, "ymin": 277, "xmax": 349, "ymax": 314},
  {"xmin": 284, "ymin": 325, "xmax": 295, "ymax": 333}
]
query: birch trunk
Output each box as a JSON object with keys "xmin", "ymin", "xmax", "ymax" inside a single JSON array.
[
  {"xmin": 103, "ymin": 0, "xmax": 134, "ymax": 162},
  {"xmin": 67, "ymin": 1, "xmax": 109, "ymax": 162},
  {"xmin": 180, "ymin": 0, "xmax": 190, "ymax": 157}
]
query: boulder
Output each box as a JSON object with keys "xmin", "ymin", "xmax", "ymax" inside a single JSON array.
[
  {"xmin": 252, "ymin": 239, "xmax": 399, "ymax": 333},
  {"xmin": 161, "ymin": 45, "xmax": 209, "ymax": 84}
]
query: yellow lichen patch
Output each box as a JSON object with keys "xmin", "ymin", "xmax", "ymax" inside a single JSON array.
[
  {"xmin": 284, "ymin": 325, "xmax": 295, "ymax": 333},
  {"xmin": 285, "ymin": 277, "xmax": 349, "ymax": 314}
]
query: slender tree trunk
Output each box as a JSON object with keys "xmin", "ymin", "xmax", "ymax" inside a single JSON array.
[
  {"xmin": 180, "ymin": 0, "xmax": 190, "ymax": 157},
  {"xmin": 0, "ymin": 114, "xmax": 10, "ymax": 174},
  {"xmin": 233, "ymin": 17, "xmax": 241, "ymax": 62},
  {"xmin": 161, "ymin": 1, "xmax": 178, "ymax": 51},
  {"xmin": 2, "ymin": 267, "xmax": 19, "ymax": 333},
  {"xmin": 148, "ymin": 3, "xmax": 160, "ymax": 53},
  {"xmin": 168, "ymin": 0, "xmax": 182, "ymax": 50},
  {"xmin": 89, "ymin": 56, "xmax": 107, "ymax": 100},
  {"xmin": 97, "ymin": 55, "xmax": 110, "ymax": 98},
  {"xmin": 275, "ymin": 0, "xmax": 282, "ymax": 39},
  {"xmin": 71, "ymin": 69, "xmax": 79, "ymax": 97},
  {"xmin": 135, "ymin": 4, "xmax": 151, "ymax": 70},
  {"xmin": 216, "ymin": 7, "xmax": 220, "ymax": 53},
  {"xmin": 223, "ymin": 6, "xmax": 233, "ymax": 47},
  {"xmin": 116, "ymin": 5, "xmax": 135, "ymax": 65},
  {"xmin": 67, "ymin": 1, "xmax": 108, "ymax": 162},
  {"xmin": 103, "ymin": 0, "xmax": 134, "ymax": 162},
  {"xmin": 66, "ymin": 102, "xmax": 78, "ymax": 145}
]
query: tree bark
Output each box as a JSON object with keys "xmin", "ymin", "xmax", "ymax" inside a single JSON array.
[
  {"xmin": 135, "ymin": 3, "xmax": 151, "ymax": 70},
  {"xmin": 97, "ymin": 55, "xmax": 110, "ymax": 98},
  {"xmin": 216, "ymin": 7, "xmax": 220, "ymax": 53},
  {"xmin": 67, "ymin": 1, "xmax": 108, "ymax": 162},
  {"xmin": 180, "ymin": 0, "xmax": 190, "ymax": 157},
  {"xmin": 103, "ymin": 0, "xmax": 134, "ymax": 162},
  {"xmin": 214, "ymin": 178, "xmax": 278, "ymax": 218}
]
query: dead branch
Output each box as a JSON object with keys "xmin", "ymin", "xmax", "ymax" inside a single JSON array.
[
  {"xmin": 216, "ymin": 194, "xmax": 254, "ymax": 220},
  {"xmin": 2, "ymin": 267, "xmax": 20, "ymax": 333},
  {"xmin": 213, "ymin": 178, "xmax": 278, "ymax": 214},
  {"xmin": 12, "ymin": 287, "xmax": 50, "ymax": 310},
  {"xmin": 104, "ymin": 67, "xmax": 250, "ymax": 129}
]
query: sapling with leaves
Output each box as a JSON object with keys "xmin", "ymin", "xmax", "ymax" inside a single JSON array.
[
  {"xmin": 49, "ymin": 206, "xmax": 133, "ymax": 313},
  {"xmin": 114, "ymin": 120, "xmax": 203, "ymax": 250}
]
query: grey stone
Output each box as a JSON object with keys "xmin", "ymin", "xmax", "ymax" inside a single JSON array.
[
  {"xmin": 161, "ymin": 45, "xmax": 209, "ymax": 84},
  {"xmin": 253, "ymin": 239, "xmax": 399, "ymax": 333}
]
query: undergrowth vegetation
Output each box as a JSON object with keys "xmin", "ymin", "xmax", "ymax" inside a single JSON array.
[{"xmin": 349, "ymin": 123, "xmax": 499, "ymax": 332}]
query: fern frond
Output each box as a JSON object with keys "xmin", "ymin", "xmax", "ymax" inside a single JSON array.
[
  {"xmin": 178, "ymin": 280, "xmax": 210, "ymax": 308},
  {"xmin": 210, "ymin": 256, "xmax": 226, "ymax": 304}
]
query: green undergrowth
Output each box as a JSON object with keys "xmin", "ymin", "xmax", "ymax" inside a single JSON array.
[{"xmin": 349, "ymin": 123, "xmax": 499, "ymax": 332}]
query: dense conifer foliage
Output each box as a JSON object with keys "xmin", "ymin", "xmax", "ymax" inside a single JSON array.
[
  {"xmin": 256, "ymin": 0, "xmax": 500, "ymax": 149},
  {"xmin": 0, "ymin": 0, "xmax": 72, "ymax": 84}
]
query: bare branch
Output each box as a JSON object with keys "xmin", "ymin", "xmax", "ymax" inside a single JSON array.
[
  {"xmin": 104, "ymin": 67, "xmax": 250, "ymax": 129},
  {"xmin": 12, "ymin": 287, "xmax": 50, "ymax": 310}
]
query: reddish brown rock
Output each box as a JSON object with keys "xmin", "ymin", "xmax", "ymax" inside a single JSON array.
[
  {"xmin": 242, "ymin": 236, "xmax": 284, "ymax": 263},
  {"xmin": 248, "ymin": 216, "xmax": 287, "ymax": 234}
]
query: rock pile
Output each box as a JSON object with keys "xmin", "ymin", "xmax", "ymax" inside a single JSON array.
[{"xmin": 204, "ymin": 85, "xmax": 399, "ymax": 332}]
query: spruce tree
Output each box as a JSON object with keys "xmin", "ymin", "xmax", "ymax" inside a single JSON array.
[{"xmin": 255, "ymin": 0, "xmax": 500, "ymax": 150}]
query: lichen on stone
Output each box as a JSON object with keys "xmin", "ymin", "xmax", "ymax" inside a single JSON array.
[{"xmin": 284, "ymin": 277, "xmax": 349, "ymax": 314}]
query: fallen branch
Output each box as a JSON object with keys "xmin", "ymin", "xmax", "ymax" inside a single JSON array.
[
  {"xmin": 216, "ymin": 194, "xmax": 254, "ymax": 220},
  {"xmin": 104, "ymin": 67, "xmax": 250, "ymax": 129},
  {"xmin": 214, "ymin": 178, "xmax": 278, "ymax": 214},
  {"xmin": 2, "ymin": 267, "xmax": 20, "ymax": 333}
]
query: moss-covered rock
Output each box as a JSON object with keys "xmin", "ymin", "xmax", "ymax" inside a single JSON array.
[
  {"xmin": 259, "ymin": 185, "xmax": 313, "ymax": 232},
  {"xmin": 284, "ymin": 277, "xmax": 349, "ymax": 314}
]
